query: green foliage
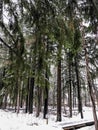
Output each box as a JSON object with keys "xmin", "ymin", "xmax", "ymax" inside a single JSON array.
[{"xmin": 0, "ymin": 0, "xmax": 98, "ymax": 110}]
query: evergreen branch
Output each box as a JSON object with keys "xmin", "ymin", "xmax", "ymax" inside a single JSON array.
[
  {"xmin": 1, "ymin": 23, "xmax": 16, "ymax": 44},
  {"xmin": 91, "ymin": 0, "xmax": 98, "ymax": 15},
  {"xmin": 0, "ymin": 57, "xmax": 8, "ymax": 60},
  {"xmin": 0, "ymin": 37, "xmax": 17, "ymax": 55}
]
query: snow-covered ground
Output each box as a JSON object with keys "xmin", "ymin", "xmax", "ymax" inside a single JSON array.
[{"xmin": 0, "ymin": 107, "xmax": 96, "ymax": 130}]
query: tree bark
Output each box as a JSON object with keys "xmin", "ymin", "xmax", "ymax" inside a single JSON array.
[
  {"xmin": 36, "ymin": 86, "xmax": 41, "ymax": 117},
  {"xmin": 68, "ymin": 52, "xmax": 72, "ymax": 117},
  {"xmin": 3, "ymin": 92, "xmax": 8, "ymax": 109},
  {"xmin": 57, "ymin": 59, "xmax": 62, "ymax": 121},
  {"xmin": 0, "ymin": 0, "xmax": 3, "ymax": 21},
  {"xmin": 53, "ymin": 83, "xmax": 56, "ymax": 109},
  {"xmin": 74, "ymin": 56, "xmax": 83, "ymax": 119},
  {"xmin": 25, "ymin": 78, "xmax": 29, "ymax": 113},
  {"xmin": 16, "ymin": 75, "xmax": 21, "ymax": 114},
  {"xmin": 29, "ymin": 77, "xmax": 34, "ymax": 114},
  {"xmin": 68, "ymin": 59, "xmax": 72, "ymax": 118},
  {"xmin": 72, "ymin": 79, "xmax": 76, "ymax": 108},
  {"xmin": 43, "ymin": 71, "xmax": 49, "ymax": 119}
]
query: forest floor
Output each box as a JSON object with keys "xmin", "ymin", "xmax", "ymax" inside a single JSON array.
[{"xmin": 0, "ymin": 106, "xmax": 96, "ymax": 130}]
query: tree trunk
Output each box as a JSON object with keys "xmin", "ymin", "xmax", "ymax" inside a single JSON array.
[
  {"xmin": 68, "ymin": 52, "xmax": 72, "ymax": 118},
  {"xmin": 3, "ymin": 92, "xmax": 8, "ymax": 109},
  {"xmin": 53, "ymin": 83, "xmax": 56, "ymax": 109},
  {"xmin": 43, "ymin": 86, "xmax": 48, "ymax": 119},
  {"xmin": 62, "ymin": 79, "xmax": 67, "ymax": 114},
  {"xmin": 68, "ymin": 61, "xmax": 72, "ymax": 118},
  {"xmin": 92, "ymin": 80, "xmax": 98, "ymax": 107},
  {"xmin": 20, "ymin": 87, "xmax": 23, "ymax": 108},
  {"xmin": 57, "ymin": 59, "xmax": 62, "ymax": 121},
  {"xmin": 84, "ymin": 87, "xmax": 87, "ymax": 106},
  {"xmin": 72, "ymin": 80, "xmax": 77, "ymax": 108},
  {"xmin": 0, "ymin": 0, "xmax": 3, "ymax": 21},
  {"xmin": 74, "ymin": 56, "xmax": 83, "ymax": 119},
  {"xmin": 25, "ymin": 78, "xmax": 29, "ymax": 113},
  {"xmin": 43, "ymin": 71, "xmax": 49, "ymax": 119},
  {"xmin": 16, "ymin": 76, "xmax": 21, "ymax": 114},
  {"xmin": 29, "ymin": 77, "xmax": 34, "ymax": 114},
  {"xmin": 85, "ymin": 47, "xmax": 98, "ymax": 130},
  {"xmin": 36, "ymin": 86, "xmax": 41, "ymax": 117},
  {"xmin": 25, "ymin": 94, "xmax": 28, "ymax": 113},
  {"xmin": 88, "ymin": 81, "xmax": 98, "ymax": 130},
  {"xmin": 16, "ymin": 87, "xmax": 20, "ymax": 114}
]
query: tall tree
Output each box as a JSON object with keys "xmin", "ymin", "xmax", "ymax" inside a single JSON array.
[{"xmin": 74, "ymin": 55, "xmax": 83, "ymax": 118}]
